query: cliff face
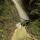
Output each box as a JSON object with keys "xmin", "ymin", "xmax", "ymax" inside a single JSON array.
[{"xmin": 0, "ymin": 0, "xmax": 40, "ymax": 40}]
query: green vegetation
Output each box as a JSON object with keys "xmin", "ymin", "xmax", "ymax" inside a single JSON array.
[{"xmin": 31, "ymin": 20, "xmax": 40, "ymax": 40}]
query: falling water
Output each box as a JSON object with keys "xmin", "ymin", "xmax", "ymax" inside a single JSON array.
[
  {"xmin": 11, "ymin": 0, "xmax": 38, "ymax": 40},
  {"xmin": 11, "ymin": 0, "xmax": 30, "ymax": 40},
  {"xmin": 12, "ymin": 0, "xmax": 29, "ymax": 22}
]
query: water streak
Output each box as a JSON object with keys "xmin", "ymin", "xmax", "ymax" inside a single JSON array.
[{"xmin": 12, "ymin": 0, "xmax": 29, "ymax": 22}]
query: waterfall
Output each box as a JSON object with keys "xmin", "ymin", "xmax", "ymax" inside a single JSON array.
[
  {"xmin": 11, "ymin": 0, "xmax": 30, "ymax": 40},
  {"xmin": 11, "ymin": 1, "xmax": 38, "ymax": 40},
  {"xmin": 12, "ymin": 0, "xmax": 29, "ymax": 22}
]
